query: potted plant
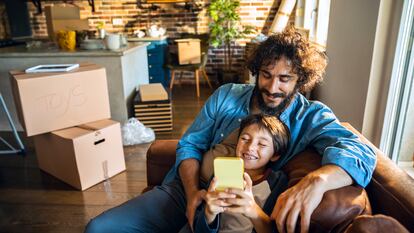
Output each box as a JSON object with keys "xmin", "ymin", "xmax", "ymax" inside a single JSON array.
[
  {"xmin": 96, "ymin": 22, "xmax": 105, "ymax": 39},
  {"xmin": 208, "ymin": 0, "xmax": 254, "ymax": 83}
]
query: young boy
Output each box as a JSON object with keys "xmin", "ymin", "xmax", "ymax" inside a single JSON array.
[{"xmin": 194, "ymin": 114, "xmax": 290, "ymax": 233}]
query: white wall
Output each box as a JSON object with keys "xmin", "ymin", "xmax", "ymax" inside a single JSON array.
[
  {"xmin": 313, "ymin": 0, "xmax": 381, "ymax": 131},
  {"xmin": 362, "ymin": 0, "xmax": 404, "ymax": 146}
]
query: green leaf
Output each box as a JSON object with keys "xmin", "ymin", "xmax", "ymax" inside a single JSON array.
[{"xmin": 208, "ymin": 0, "xmax": 252, "ymax": 67}]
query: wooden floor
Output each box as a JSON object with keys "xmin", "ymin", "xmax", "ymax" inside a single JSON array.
[{"xmin": 0, "ymin": 84, "xmax": 214, "ymax": 233}]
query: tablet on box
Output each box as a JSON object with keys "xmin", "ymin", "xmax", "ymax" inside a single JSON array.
[{"xmin": 25, "ymin": 64, "xmax": 79, "ymax": 73}]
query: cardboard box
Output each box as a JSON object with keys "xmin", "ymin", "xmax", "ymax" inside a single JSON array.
[
  {"xmin": 10, "ymin": 63, "xmax": 111, "ymax": 137},
  {"xmin": 139, "ymin": 83, "xmax": 168, "ymax": 102},
  {"xmin": 45, "ymin": 5, "xmax": 81, "ymax": 20},
  {"xmin": 175, "ymin": 39, "xmax": 201, "ymax": 65},
  {"xmin": 33, "ymin": 119, "xmax": 126, "ymax": 190},
  {"xmin": 45, "ymin": 5, "xmax": 89, "ymax": 39},
  {"xmin": 47, "ymin": 19, "xmax": 90, "ymax": 40}
]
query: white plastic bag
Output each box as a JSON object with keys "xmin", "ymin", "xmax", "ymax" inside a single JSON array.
[{"xmin": 121, "ymin": 118, "xmax": 155, "ymax": 145}]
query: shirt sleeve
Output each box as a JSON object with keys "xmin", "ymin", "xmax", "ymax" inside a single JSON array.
[
  {"xmin": 305, "ymin": 104, "xmax": 377, "ymax": 187},
  {"xmin": 173, "ymin": 84, "xmax": 231, "ymax": 174},
  {"xmin": 194, "ymin": 205, "xmax": 220, "ymax": 233}
]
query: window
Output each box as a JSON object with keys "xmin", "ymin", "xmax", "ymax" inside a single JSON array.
[
  {"xmin": 381, "ymin": 0, "xmax": 414, "ymax": 176},
  {"xmin": 295, "ymin": 0, "xmax": 331, "ymax": 47}
]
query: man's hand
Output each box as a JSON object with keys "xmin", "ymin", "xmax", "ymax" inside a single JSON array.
[
  {"xmin": 271, "ymin": 165, "xmax": 353, "ymax": 233},
  {"xmin": 272, "ymin": 173, "xmax": 325, "ymax": 233},
  {"xmin": 186, "ymin": 189, "xmax": 206, "ymax": 229}
]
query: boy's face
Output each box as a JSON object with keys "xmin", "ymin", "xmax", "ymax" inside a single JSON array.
[{"xmin": 236, "ymin": 124, "xmax": 279, "ymax": 171}]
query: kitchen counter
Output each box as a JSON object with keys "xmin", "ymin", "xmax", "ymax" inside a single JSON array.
[
  {"xmin": 0, "ymin": 42, "xmax": 150, "ymax": 131},
  {"xmin": 127, "ymin": 35, "xmax": 168, "ymax": 42},
  {"xmin": 0, "ymin": 42, "xmax": 149, "ymax": 57}
]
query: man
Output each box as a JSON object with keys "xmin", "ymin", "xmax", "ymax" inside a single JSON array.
[{"xmin": 85, "ymin": 27, "xmax": 376, "ymax": 233}]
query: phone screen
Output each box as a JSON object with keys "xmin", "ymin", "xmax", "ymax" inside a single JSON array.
[{"xmin": 213, "ymin": 157, "xmax": 244, "ymax": 191}]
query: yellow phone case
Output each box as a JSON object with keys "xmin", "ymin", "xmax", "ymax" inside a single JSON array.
[{"xmin": 213, "ymin": 157, "xmax": 244, "ymax": 191}]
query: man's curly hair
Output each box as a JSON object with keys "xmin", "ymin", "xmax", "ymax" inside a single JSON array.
[{"xmin": 247, "ymin": 26, "xmax": 328, "ymax": 93}]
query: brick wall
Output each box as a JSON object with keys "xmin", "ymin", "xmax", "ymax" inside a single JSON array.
[
  {"xmin": 0, "ymin": 3, "xmax": 9, "ymax": 40},
  {"xmin": 2, "ymin": 0, "xmax": 284, "ymax": 84}
]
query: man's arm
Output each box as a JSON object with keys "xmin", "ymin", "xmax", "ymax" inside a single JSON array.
[
  {"xmin": 179, "ymin": 158, "xmax": 206, "ymax": 230},
  {"xmin": 280, "ymin": 100, "xmax": 376, "ymax": 188},
  {"xmin": 272, "ymin": 164, "xmax": 352, "ymax": 233},
  {"xmin": 173, "ymin": 84, "xmax": 234, "ymax": 228}
]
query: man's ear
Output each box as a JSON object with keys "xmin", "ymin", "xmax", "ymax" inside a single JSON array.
[{"xmin": 270, "ymin": 154, "xmax": 280, "ymax": 162}]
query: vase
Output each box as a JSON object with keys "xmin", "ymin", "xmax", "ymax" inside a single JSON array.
[{"xmin": 56, "ymin": 30, "xmax": 76, "ymax": 51}]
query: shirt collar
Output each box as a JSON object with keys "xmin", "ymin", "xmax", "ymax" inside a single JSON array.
[
  {"xmin": 280, "ymin": 93, "xmax": 300, "ymax": 121},
  {"xmin": 245, "ymin": 84, "xmax": 256, "ymax": 114}
]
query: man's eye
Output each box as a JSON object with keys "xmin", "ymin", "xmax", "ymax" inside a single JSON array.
[
  {"xmin": 258, "ymin": 143, "xmax": 268, "ymax": 147},
  {"xmin": 280, "ymin": 77, "xmax": 290, "ymax": 82},
  {"xmin": 260, "ymin": 71, "xmax": 271, "ymax": 79}
]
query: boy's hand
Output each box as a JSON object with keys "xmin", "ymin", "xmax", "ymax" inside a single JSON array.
[
  {"xmin": 222, "ymin": 173, "xmax": 261, "ymax": 219},
  {"xmin": 204, "ymin": 177, "xmax": 235, "ymax": 224}
]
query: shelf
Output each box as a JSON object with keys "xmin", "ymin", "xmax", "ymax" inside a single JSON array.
[{"xmin": 29, "ymin": 0, "xmax": 96, "ymax": 14}]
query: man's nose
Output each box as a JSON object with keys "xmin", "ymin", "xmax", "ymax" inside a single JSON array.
[{"xmin": 268, "ymin": 78, "xmax": 280, "ymax": 93}]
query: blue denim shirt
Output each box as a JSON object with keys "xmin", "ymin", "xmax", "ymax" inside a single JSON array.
[{"xmin": 163, "ymin": 83, "xmax": 376, "ymax": 187}]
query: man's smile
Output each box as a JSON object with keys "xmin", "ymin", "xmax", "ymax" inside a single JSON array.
[{"xmin": 264, "ymin": 93, "xmax": 282, "ymax": 102}]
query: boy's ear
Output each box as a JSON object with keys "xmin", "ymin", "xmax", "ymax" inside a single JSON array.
[{"xmin": 270, "ymin": 154, "xmax": 281, "ymax": 162}]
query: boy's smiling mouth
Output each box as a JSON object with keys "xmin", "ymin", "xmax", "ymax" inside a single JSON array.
[{"xmin": 242, "ymin": 152, "xmax": 258, "ymax": 160}]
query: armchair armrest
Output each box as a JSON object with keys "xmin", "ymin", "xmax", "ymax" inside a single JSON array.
[
  {"xmin": 342, "ymin": 123, "xmax": 414, "ymax": 232},
  {"xmin": 145, "ymin": 139, "xmax": 178, "ymax": 190}
]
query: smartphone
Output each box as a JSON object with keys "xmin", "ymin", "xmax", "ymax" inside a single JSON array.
[{"xmin": 213, "ymin": 157, "xmax": 244, "ymax": 191}]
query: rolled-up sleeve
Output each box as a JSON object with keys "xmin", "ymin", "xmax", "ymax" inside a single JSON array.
[
  {"xmin": 173, "ymin": 85, "xmax": 228, "ymax": 171},
  {"xmin": 308, "ymin": 106, "xmax": 377, "ymax": 187}
]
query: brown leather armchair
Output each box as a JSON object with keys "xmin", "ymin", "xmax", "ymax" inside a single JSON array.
[{"xmin": 144, "ymin": 123, "xmax": 414, "ymax": 232}]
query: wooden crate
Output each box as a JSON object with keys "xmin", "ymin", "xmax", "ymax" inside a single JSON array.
[{"xmin": 133, "ymin": 91, "xmax": 173, "ymax": 132}]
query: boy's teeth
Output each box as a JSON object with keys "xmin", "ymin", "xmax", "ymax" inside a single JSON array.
[{"xmin": 244, "ymin": 153, "xmax": 257, "ymax": 160}]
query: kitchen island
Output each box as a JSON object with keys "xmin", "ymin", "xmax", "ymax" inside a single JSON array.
[{"xmin": 0, "ymin": 42, "xmax": 149, "ymax": 131}]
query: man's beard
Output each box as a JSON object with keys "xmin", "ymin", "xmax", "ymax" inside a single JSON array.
[{"xmin": 253, "ymin": 85, "xmax": 296, "ymax": 115}]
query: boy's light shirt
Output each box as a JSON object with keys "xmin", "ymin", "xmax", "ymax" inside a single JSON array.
[{"xmin": 163, "ymin": 83, "xmax": 376, "ymax": 187}]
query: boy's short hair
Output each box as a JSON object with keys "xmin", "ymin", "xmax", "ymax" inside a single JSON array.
[{"xmin": 239, "ymin": 114, "xmax": 290, "ymax": 156}]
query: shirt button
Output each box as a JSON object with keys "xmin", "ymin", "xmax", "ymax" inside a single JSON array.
[
  {"xmin": 238, "ymin": 118, "xmax": 242, "ymax": 122},
  {"xmin": 220, "ymin": 133, "xmax": 224, "ymax": 137}
]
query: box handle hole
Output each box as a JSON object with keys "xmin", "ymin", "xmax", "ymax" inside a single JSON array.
[{"xmin": 94, "ymin": 139, "xmax": 105, "ymax": 145}]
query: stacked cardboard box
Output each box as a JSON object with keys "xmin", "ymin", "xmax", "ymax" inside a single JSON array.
[
  {"xmin": 133, "ymin": 84, "xmax": 172, "ymax": 132},
  {"xmin": 33, "ymin": 119, "xmax": 125, "ymax": 190},
  {"xmin": 10, "ymin": 63, "xmax": 126, "ymax": 190},
  {"xmin": 175, "ymin": 39, "xmax": 201, "ymax": 65},
  {"xmin": 45, "ymin": 5, "xmax": 89, "ymax": 40}
]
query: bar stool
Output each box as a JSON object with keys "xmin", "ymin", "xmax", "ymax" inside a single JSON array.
[{"xmin": 0, "ymin": 93, "xmax": 25, "ymax": 155}]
